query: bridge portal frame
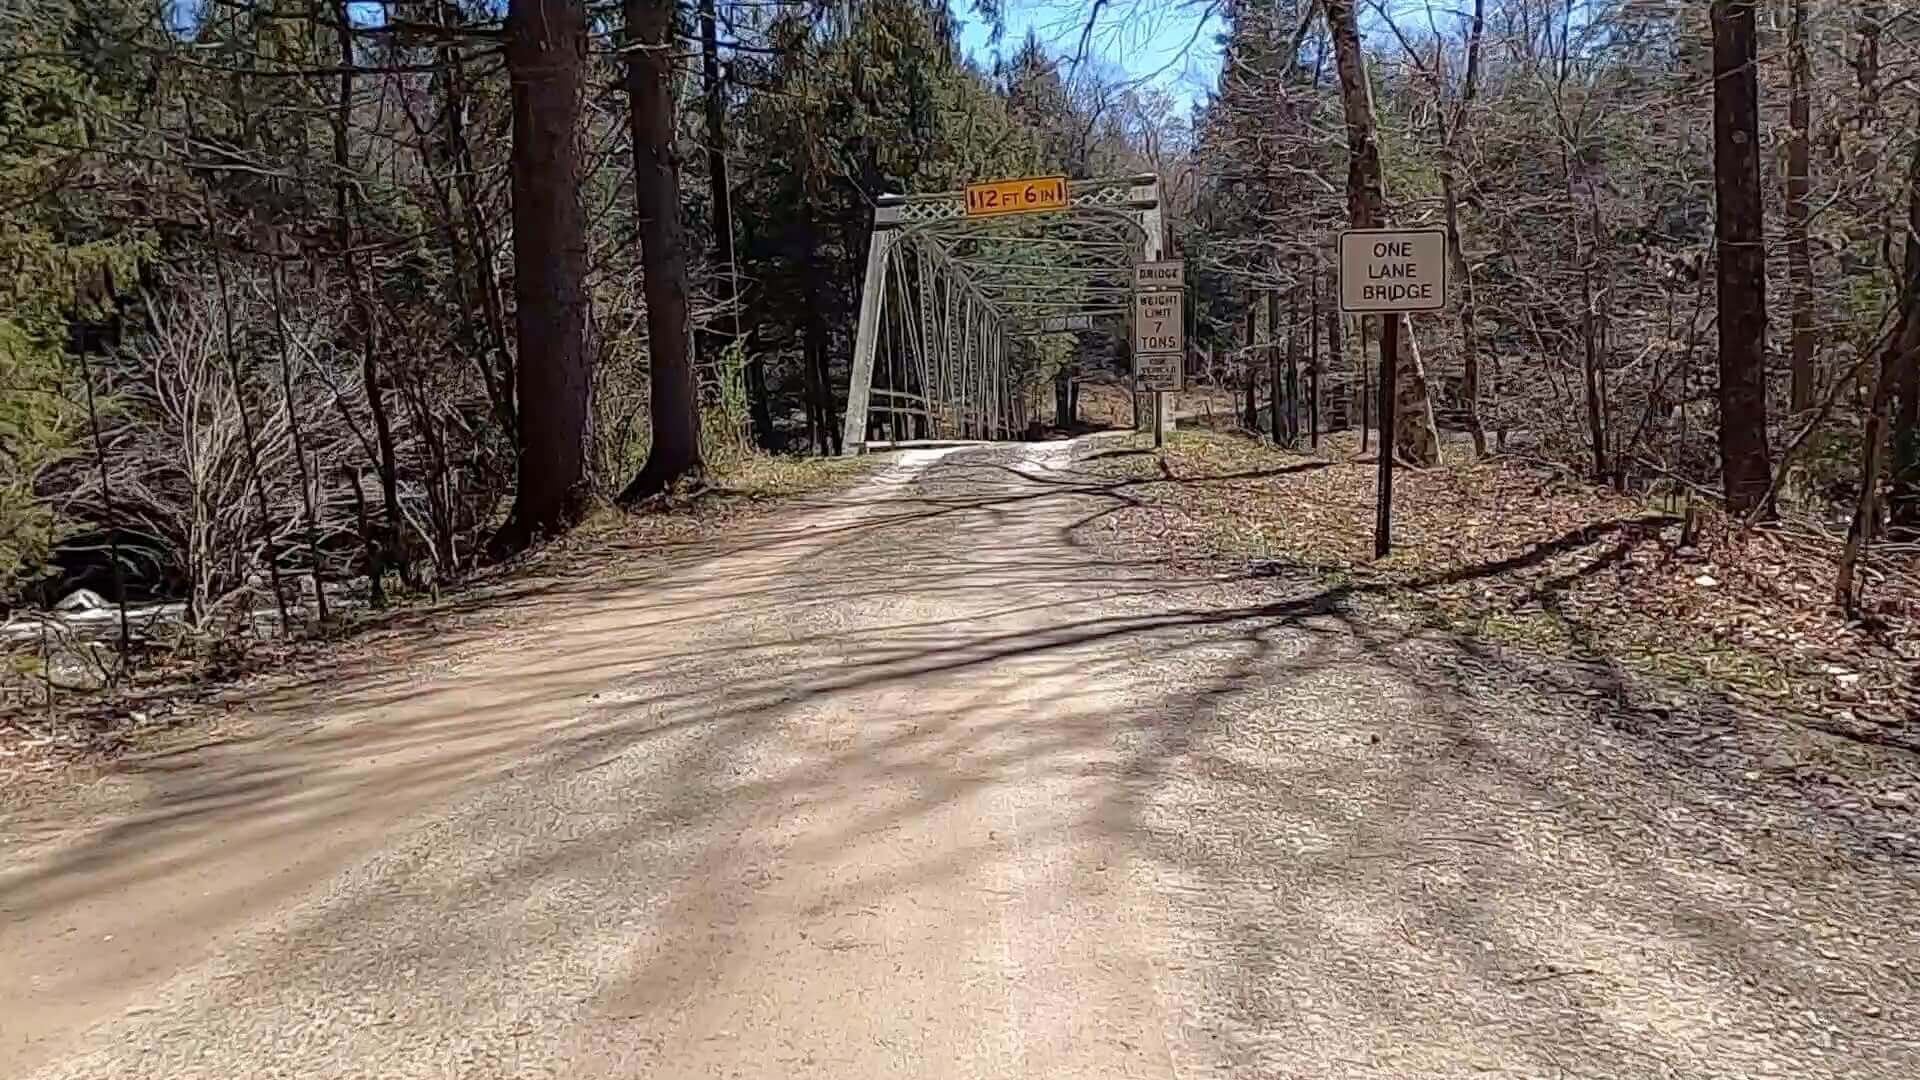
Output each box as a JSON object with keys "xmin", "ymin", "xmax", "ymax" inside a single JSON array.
[{"xmin": 841, "ymin": 174, "xmax": 1166, "ymax": 453}]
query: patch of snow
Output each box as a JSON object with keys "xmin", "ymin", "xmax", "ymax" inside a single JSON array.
[
  {"xmin": 1016, "ymin": 439, "xmax": 1079, "ymax": 470},
  {"xmin": 53, "ymin": 588, "xmax": 108, "ymax": 612}
]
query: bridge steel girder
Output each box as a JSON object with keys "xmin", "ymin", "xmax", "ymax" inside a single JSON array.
[{"xmin": 841, "ymin": 174, "xmax": 1165, "ymax": 454}]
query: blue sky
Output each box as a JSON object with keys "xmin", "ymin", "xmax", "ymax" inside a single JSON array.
[
  {"xmin": 957, "ymin": 1, "xmax": 1224, "ymax": 109},
  {"xmin": 288, "ymin": 1, "xmax": 1227, "ymax": 110}
]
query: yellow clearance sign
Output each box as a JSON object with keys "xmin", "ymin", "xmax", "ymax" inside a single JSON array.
[{"xmin": 963, "ymin": 175, "xmax": 1069, "ymax": 218}]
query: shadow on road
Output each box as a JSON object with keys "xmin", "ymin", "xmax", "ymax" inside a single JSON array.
[{"xmin": 4, "ymin": 444, "xmax": 1914, "ymax": 1077}]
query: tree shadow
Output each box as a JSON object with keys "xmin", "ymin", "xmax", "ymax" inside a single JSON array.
[{"xmin": 3, "ymin": 443, "xmax": 1914, "ymax": 1077}]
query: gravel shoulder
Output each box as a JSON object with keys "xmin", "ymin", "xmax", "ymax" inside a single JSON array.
[{"xmin": 2, "ymin": 440, "xmax": 1915, "ymax": 1079}]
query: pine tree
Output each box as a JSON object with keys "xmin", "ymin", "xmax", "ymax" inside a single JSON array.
[{"xmin": 492, "ymin": 0, "xmax": 594, "ymax": 551}]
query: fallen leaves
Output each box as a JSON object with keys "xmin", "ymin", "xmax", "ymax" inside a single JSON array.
[{"xmin": 1076, "ymin": 429, "xmax": 1919, "ymax": 739}]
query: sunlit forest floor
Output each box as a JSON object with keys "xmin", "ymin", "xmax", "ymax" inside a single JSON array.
[{"xmin": 1077, "ymin": 427, "xmax": 1920, "ymax": 747}]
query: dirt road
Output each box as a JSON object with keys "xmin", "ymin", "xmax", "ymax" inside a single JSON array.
[{"xmin": 3, "ymin": 442, "xmax": 1914, "ymax": 1078}]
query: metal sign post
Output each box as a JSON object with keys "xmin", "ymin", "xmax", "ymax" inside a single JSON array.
[{"xmin": 1337, "ymin": 228, "xmax": 1447, "ymax": 558}]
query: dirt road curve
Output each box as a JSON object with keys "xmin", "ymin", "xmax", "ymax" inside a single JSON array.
[{"xmin": 3, "ymin": 442, "xmax": 1915, "ymax": 1079}]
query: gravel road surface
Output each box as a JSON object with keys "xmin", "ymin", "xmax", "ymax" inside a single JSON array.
[{"xmin": 3, "ymin": 441, "xmax": 1914, "ymax": 1078}]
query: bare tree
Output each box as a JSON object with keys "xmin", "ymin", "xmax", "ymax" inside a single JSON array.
[
  {"xmin": 103, "ymin": 282, "xmax": 345, "ymax": 629},
  {"xmin": 1785, "ymin": 0, "xmax": 1815, "ymax": 417},
  {"xmin": 1243, "ymin": 300, "xmax": 1259, "ymax": 430},
  {"xmin": 1325, "ymin": 0, "xmax": 1437, "ymax": 468},
  {"xmin": 1838, "ymin": 106, "xmax": 1920, "ymax": 603},
  {"xmin": 1307, "ymin": 277, "xmax": 1320, "ymax": 446},
  {"xmin": 1379, "ymin": 0, "xmax": 1488, "ymax": 457},
  {"xmin": 1285, "ymin": 281, "xmax": 1302, "ymax": 443},
  {"xmin": 328, "ymin": 0, "xmax": 409, "ymax": 583},
  {"xmin": 266, "ymin": 256, "xmax": 327, "ymax": 626},
  {"xmin": 699, "ymin": 0, "xmax": 768, "ymax": 446},
  {"xmin": 1268, "ymin": 289, "xmax": 1283, "ymax": 443},
  {"xmin": 1880, "ymin": 103, "xmax": 1920, "ymax": 539}
]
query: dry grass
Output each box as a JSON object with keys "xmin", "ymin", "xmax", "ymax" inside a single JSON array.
[
  {"xmin": 1069, "ymin": 375, "xmax": 1243, "ymax": 432},
  {"xmin": 516, "ymin": 451, "xmax": 875, "ymax": 557},
  {"xmin": 1076, "ymin": 429, "xmax": 1919, "ymax": 742},
  {"xmin": 719, "ymin": 451, "xmax": 877, "ymax": 498}
]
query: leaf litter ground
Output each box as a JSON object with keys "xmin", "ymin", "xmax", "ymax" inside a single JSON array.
[
  {"xmin": 1075, "ymin": 428, "xmax": 1918, "ymax": 745},
  {"xmin": 1060, "ymin": 428, "xmax": 1920, "ymax": 1075}
]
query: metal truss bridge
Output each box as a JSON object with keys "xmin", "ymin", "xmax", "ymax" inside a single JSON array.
[{"xmin": 841, "ymin": 174, "xmax": 1166, "ymax": 454}]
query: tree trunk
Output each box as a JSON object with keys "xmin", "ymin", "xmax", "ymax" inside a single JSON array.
[
  {"xmin": 1286, "ymin": 285, "xmax": 1302, "ymax": 444},
  {"xmin": 348, "ymin": 469, "xmax": 385, "ymax": 609},
  {"xmin": 1710, "ymin": 0, "xmax": 1774, "ymax": 515},
  {"xmin": 1398, "ymin": 316, "xmax": 1441, "ymax": 465},
  {"xmin": 1838, "ymin": 214, "xmax": 1918, "ymax": 603},
  {"xmin": 1885, "ymin": 102, "xmax": 1920, "ymax": 536},
  {"xmin": 492, "ymin": 0, "xmax": 593, "ymax": 551},
  {"xmin": 818, "ymin": 325, "xmax": 841, "ymax": 455},
  {"xmin": 1854, "ymin": 2, "xmax": 1883, "ymax": 132},
  {"xmin": 268, "ymin": 256, "xmax": 328, "ymax": 625},
  {"xmin": 699, "ymin": 0, "xmax": 765, "ymax": 448},
  {"xmin": 1843, "ymin": 98, "xmax": 1920, "ymax": 593},
  {"xmin": 1358, "ymin": 315, "xmax": 1370, "ymax": 450},
  {"xmin": 74, "ymin": 348, "xmax": 131, "ymax": 671},
  {"xmin": 1326, "ymin": 0, "xmax": 1383, "ymax": 231},
  {"xmin": 1443, "ymin": 168, "xmax": 1484, "ymax": 458},
  {"xmin": 619, "ymin": 0, "xmax": 705, "ymax": 502},
  {"xmin": 801, "ymin": 336, "xmax": 823, "ymax": 452},
  {"xmin": 1836, "ymin": 342, "xmax": 1902, "ymax": 607},
  {"xmin": 1444, "ymin": 0, "xmax": 1487, "ymax": 457},
  {"xmin": 1308, "ymin": 279, "xmax": 1320, "ymax": 447},
  {"xmin": 1443, "ymin": 166, "xmax": 1482, "ymax": 461},
  {"xmin": 1786, "ymin": 0, "xmax": 1815, "ymax": 417},
  {"xmin": 799, "ymin": 203, "xmax": 834, "ymax": 456},
  {"xmin": 808, "ymin": 301, "xmax": 838, "ymax": 454},
  {"xmin": 1853, "ymin": 2, "xmax": 1890, "ymax": 380},
  {"xmin": 1581, "ymin": 262, "xmax": 1609, "ymax": 481},
  {"xmin": 1268, "ymin": 290, "xmax": 1283, "ymax": 444},
  {"xmin": 1327, "ymin": 0, "xmax": 1437, "ymax": 466},
  {"xmin": 1243, "ymin": 301, "xmax": 1258, "ymax": 430},
  {"xmin": 332, "ymin": 0, "xmax": 409, "ymax": 582},
  {"xmin": 1328, "ymin": 288, "xmax": 1346, "ymax": 434},
  {"xmin": 438, "ymin": 1, "xmax": 516, "ymax": 445}
]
